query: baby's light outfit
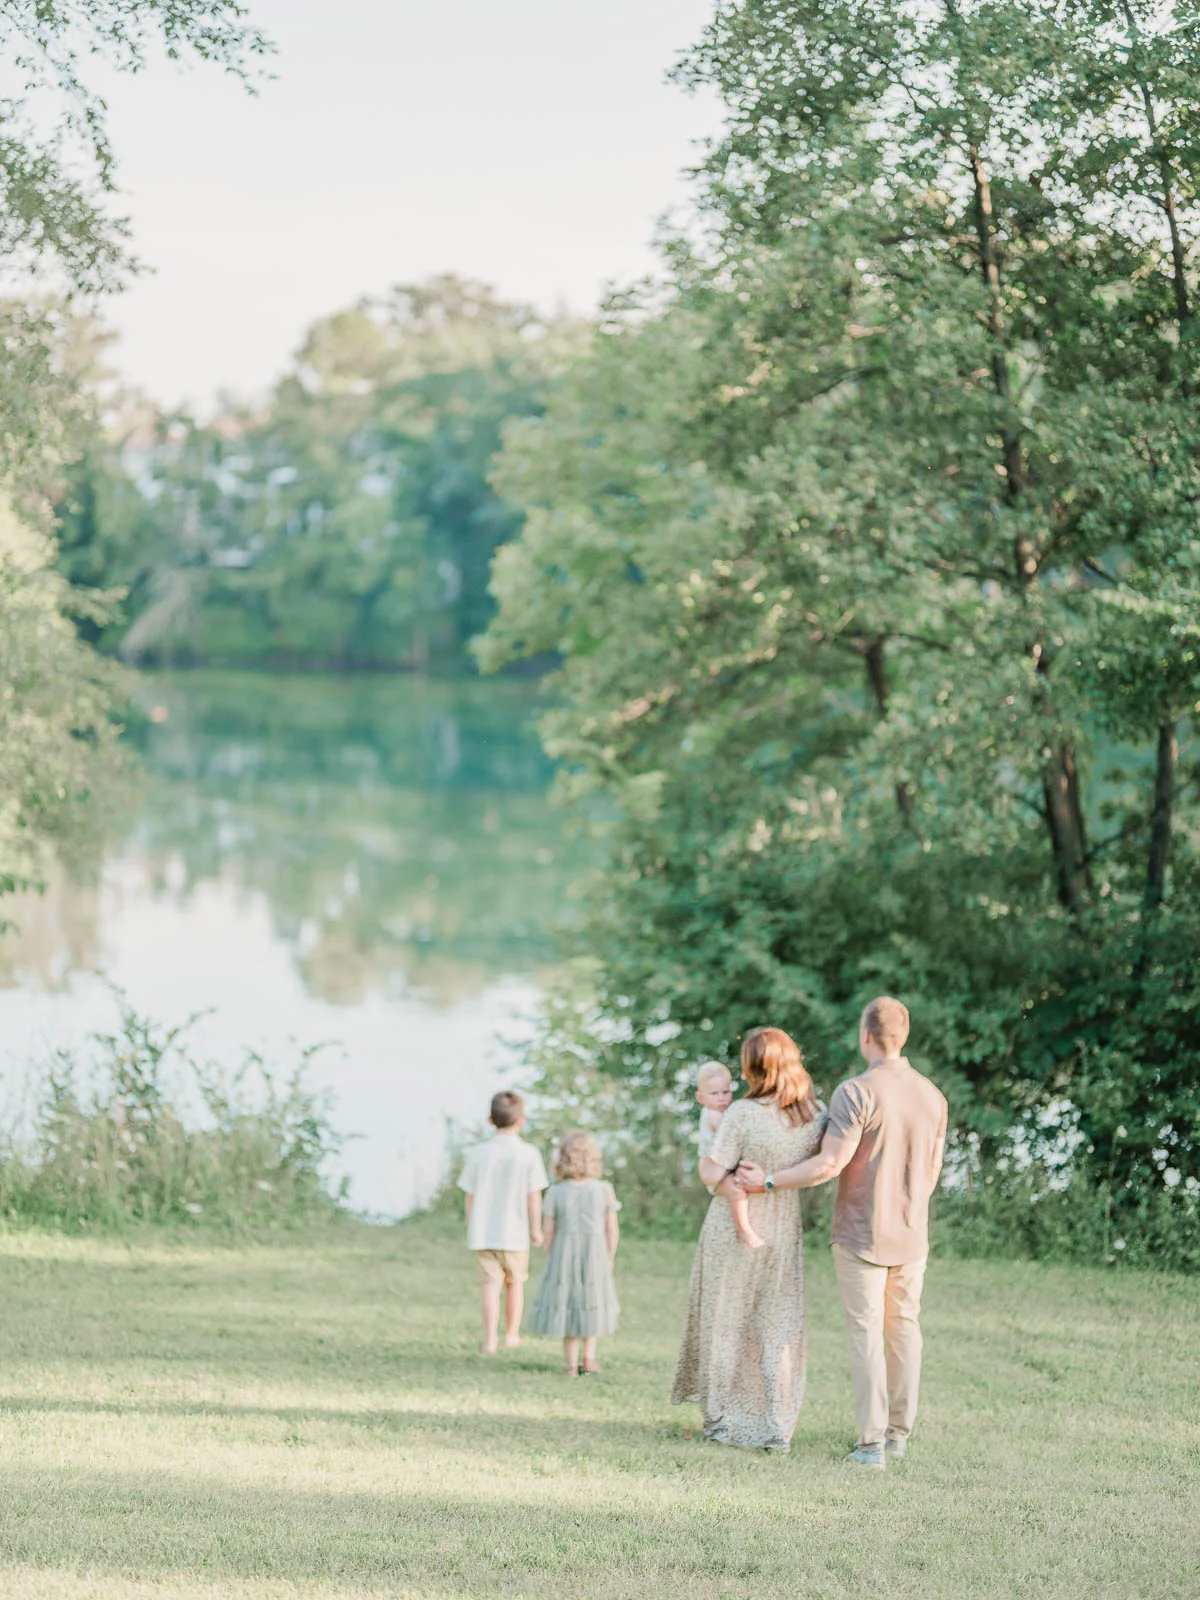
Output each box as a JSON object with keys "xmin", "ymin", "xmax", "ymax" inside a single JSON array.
[
  {"xmin": 526, "ymin": 1178, "xmax": 620, "ymax": 1338},
  {"xmin": 697, "ymin": 1106, "xmax": 723, "ymax": 1164},
  {"xmin": 698, "ymin": 1106, "xmax": 724, "ymax": 1193}
]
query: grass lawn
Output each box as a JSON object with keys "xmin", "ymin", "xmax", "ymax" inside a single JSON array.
[{"xmin": 0, "ymin": 1211, "xmax": 1195, "ymax": 1599}]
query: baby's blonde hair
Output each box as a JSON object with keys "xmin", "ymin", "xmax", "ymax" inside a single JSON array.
[
  {"xmin": 554, "ymin": 1130, "xmax": 603, "ymax": 1181},
  {"xmin": 695, "ymin": 1060, "xmax": 732, "ymax": 1092}
]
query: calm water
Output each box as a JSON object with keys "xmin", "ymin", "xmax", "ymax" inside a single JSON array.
[{"xmin": 0, "ymin": 671, "xmax": 581, "ymax": 1216}]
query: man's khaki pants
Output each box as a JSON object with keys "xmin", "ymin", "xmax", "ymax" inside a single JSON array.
[{"xmin": 832, "ymin": 1243, "xmax": 928, "ymax": 1449}]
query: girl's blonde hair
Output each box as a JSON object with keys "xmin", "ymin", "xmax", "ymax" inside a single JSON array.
[
  {"xmin": 554, "ymin": 1130, "xmax": 603, "ymax": 1181},
  {"xmin": 741, "ymin": 1027, "xmax": 820, "ymax": 1127}
]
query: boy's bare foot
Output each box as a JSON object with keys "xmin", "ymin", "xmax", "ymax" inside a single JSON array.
[{"xmin": 738, "ymin": 1229, "xmax": 766, "ymax": 1250}]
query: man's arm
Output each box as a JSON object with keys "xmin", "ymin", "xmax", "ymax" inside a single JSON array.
[
  {"xmin": 739, "ymin": 1125, "xmax": 862, "ymax": 1193},
  {"xmin": 930, "ymin": 1112, "xmax": 946, "ymax": 1191},
  {"xmin": 464, "ymin": 1193, "xmax": 473, "ymax": 1223},
  {"xmin": 527, "ymin": 1189, "xmax": 544, "ymax": 1247}
]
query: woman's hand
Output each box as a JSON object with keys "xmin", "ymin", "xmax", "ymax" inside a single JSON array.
[{"xmin": 737, "ymin": 1161, "xmax": 767, "ymax": 1193}]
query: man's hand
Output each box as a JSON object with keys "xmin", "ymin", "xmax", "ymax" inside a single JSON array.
[{"xmin": 737, "ymin": 1161, "xmax": 767, "ymax": 1193}]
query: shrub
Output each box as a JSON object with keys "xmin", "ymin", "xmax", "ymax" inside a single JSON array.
[{"xmin": 0, "ymin": 999, "xmax": 347, "ymax": 1231}]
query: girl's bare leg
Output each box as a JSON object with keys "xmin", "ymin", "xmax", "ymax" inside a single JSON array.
[
  {"xmin": 718, "ymin": 1174, "xmax": 764, "ymax": 1249},
  {"xmin": 563, "ymin": 1336, "xmax": 580, "ymax": 1375},
  {"xmin": 581, "ymin": 1336, "xmax": 600, "ymax": 1374}
]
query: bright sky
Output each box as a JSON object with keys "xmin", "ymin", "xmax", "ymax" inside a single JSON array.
[{"xmin": 97, "ymin": 0, "xmax": 722, "ymax": 411}]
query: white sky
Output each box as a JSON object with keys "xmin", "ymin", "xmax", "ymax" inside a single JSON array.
[{"xmin": 96, "ymin": 0, "xmax": 723, "ymax": 411}]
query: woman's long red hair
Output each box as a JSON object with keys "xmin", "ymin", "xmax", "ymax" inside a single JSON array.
[{"xmin": 741, "ymin": 1027, "xmax": 819, "ymax": 1127}]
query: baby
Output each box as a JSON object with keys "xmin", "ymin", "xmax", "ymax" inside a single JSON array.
[{"xmin": 695, "ymin": 1060, "xmax": 764, "ymax": 1250}]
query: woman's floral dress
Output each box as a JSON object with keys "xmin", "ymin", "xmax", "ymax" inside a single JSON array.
[{"xmin": 671, "ymin": 1097, "xmax": 825, "ymax": 1451}]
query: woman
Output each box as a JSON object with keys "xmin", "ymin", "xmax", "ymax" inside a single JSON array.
[{"xmin": 671, "ymin": 1026, "xmax": 826, "ymax": 1451}]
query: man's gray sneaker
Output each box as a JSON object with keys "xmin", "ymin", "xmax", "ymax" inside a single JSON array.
[
  {"xmin": 885, "ymin": 1438, "xmax": 908, "ymax": 1459},
  {"xmin": 847, "ymin": 1444, "xmax": 886, "ymax": 1469}
]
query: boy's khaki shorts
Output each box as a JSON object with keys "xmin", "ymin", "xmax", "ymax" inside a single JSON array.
[{"xmin": 474, "ymin": 1249, "xmax": 529, "ymax": 1287}]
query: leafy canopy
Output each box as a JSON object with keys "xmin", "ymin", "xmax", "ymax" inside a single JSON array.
[{"xmin": 482, "ymin": 0, "xmax": 1200, "ymax": 1212}]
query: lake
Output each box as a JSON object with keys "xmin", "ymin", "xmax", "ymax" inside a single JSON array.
[{"xmin": 0, "ymin": 671, "xmax": 581, "ymax": 1216}]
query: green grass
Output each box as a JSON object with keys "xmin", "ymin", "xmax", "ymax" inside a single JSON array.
[{"xmin": 0, "ymin": 1213, "xmax": 1196, "ymax": 1599}]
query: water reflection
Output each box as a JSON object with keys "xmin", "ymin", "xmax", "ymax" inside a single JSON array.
[{"xmin": 0, "ymin": 672, "xmax": 578, "ymax": 1214}]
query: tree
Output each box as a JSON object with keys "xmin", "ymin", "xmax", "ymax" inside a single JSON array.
[
  {"xmin": 66, "ymin": 278, "xmax": 574, "ymax": 669},
  {"xmin": 0, "ymin": 2, "xmax": 269, "ymax": 295},
  {"xmin": 0, "ymin": 3, "xmax": 268, "ymax": 889},
  {"xmin": 482, "ymin": 1, "xmax": 1200, "ymax": 1220}
]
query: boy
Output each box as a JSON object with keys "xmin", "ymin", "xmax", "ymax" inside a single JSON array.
[{"xmin": 458, "ymin": 1090, "xmax": 548, "ymax": 1354}]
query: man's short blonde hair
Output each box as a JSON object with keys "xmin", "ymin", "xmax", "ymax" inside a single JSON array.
[
  {"xmin": 861, "ymin": 996, "xmax": 910, "ymax": 1052},
  {"xmin": 695, "ymin": 1060, "xmax": 732, "ymax": 1092}
]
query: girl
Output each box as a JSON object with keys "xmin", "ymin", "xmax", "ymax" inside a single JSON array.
[{"xmin": 526, "ymin": 1131, "xmax": 620, "ymax": 1374}]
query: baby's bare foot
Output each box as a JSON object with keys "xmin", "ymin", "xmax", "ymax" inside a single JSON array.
[{"xmin": 739, "ymin": 1229, "xmax": 766, "ymax": 1251}]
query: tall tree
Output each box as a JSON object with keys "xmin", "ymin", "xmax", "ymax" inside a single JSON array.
[
  {"xmin": 483, "ymin": 0, "xmax": 1200, "ymax": 1203},
  {"xmin": 65, "ymin": 279, "xmax": 571, "ymax": 669},
  {"xmin": 0, "ymin": 2, "xmax": 269, "ymax": 885}
]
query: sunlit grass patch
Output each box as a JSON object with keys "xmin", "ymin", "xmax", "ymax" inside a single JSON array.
[{"xmin": 0, "ymin": 1215, "xmax": 1194, "ymax": 1598}]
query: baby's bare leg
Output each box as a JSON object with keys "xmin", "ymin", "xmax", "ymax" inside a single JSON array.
[{"xmin": 717, "ymin": 1174, "xmax": 764, "ymax": 1250}]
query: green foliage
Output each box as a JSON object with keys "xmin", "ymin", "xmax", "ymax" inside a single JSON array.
[
  {"xmin": 0, "ymin": 493, "xmax": 128, "ymax": 889},
  {"xmin": 60, "ymin": 278, "xmax": 579, "ymax": 669},
  {"xmin": 0, "ymin": 4, "xmax": 265, "ymax": 894},
  {"xmin": 0, "ymin": 998, "xmax": 347, "ymax": 1231},
  {"xmin": 482, "ymin": 0, "xmax": 1200, "ymax": 1261},
  {"xmin": 0, "ymin": 1, "xmax": 269, "ymax": 292}
]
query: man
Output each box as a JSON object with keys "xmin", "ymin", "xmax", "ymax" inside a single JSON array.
[{"xmin": 738, "ymin": 996, "xmax": 947, "ymax": 1470}]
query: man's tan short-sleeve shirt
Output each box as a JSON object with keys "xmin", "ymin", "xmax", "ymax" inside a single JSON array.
[{"xmin": 826, "ymin": 1058, "xmax": 948, "ymax": 1266}]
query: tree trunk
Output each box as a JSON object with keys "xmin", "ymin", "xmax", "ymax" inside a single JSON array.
[
  {"xmin": 966, "ymin": 139, "xmax": 1090, "ymax": 914},
  {"xmin": 1122, "ymin": 3, "xmax": 1190, "ymax": 906},
  {"xmin": 863, "ymin": 636, "xmax": 913, "ymax": 820},
  {"xmin": 1146, "ymin": 722, "xmax": 1177, "ymax": 908}
]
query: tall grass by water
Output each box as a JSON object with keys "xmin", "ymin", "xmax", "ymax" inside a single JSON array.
[{"xmin": 0, "ymin": 1000, "xmax": 347, "ymax": 1231}]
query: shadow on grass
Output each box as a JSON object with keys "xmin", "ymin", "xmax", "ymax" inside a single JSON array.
[
  {"xmin": 0, "ymin": 1469, "xmax": 858, "ymax": 1597},
  {"xmin": 0, "ymin": 1393, "xmax": 691, "ymax": 1450}
]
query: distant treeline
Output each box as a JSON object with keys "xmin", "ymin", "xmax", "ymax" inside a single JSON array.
[{"xmin": 57, "ymin": 277, "xmax": 575, "ymax": 671}]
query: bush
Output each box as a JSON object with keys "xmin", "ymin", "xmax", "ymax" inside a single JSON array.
[
  {"xmin": 0, "ymin": 1000, "xmax": 348, "ymax": 1231},
  {"xmin": 936, "ymin": 1157, "xmax": 1200, "ymax": 1275}
]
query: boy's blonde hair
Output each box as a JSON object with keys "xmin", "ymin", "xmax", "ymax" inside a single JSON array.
[
  {"xmin": 861, "ymin": 996, "xmax": 910, "ymax": 1052},
  {"xmin": 695, "ymin": 1060, "xmax": 732, "ymax": 1092},
  {"xmin": 554, "ymin": 1130, "xmax": 603, "ymax": 1181}
]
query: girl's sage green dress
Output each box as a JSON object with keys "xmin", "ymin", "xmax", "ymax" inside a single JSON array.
[{"xmin": 526, "ymin": 1178, "xmax": 621, "ymax": 1338}]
